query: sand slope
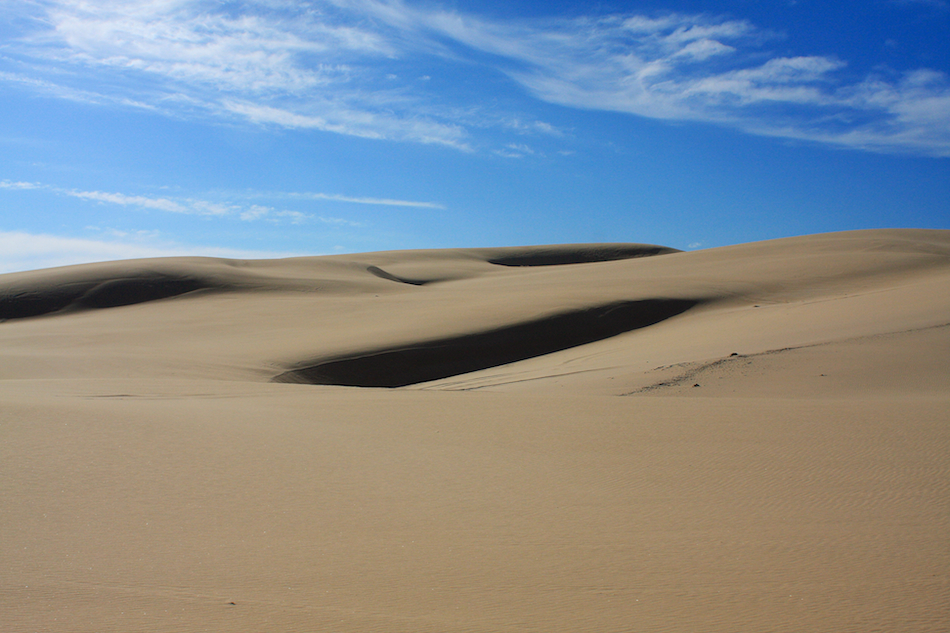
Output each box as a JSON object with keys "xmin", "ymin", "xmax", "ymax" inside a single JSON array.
[{"xmin": 1, "ymin": 229, "xmax": 948, "ymax": 632}]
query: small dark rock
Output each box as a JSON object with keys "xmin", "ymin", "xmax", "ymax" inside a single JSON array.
[{"xmin": 693, "ymin": 383, "xmax": 701, "ymax": 387}]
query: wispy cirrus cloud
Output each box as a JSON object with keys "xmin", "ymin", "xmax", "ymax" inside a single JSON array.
[
  {"xmin": 67, "ymin": 189, "xmax": 193, "ymax": 213},
  {"xmin": 58, "ymin": 186, "xmax": 311, "ymax": 223},
  {"xmin": 388, "ymin": 7, "xmax": 950, "ymax": 155},
  {"xmin": 0, "ymin": 180, "xmax": 43, "ymax": 190},
  {"xmin": 2, "ymin": 1, "xmax": 949, "ymax": 155},
  {"xmin": 1, "ymin": 0, "xmax": 471, "ymax": 148},
  {"xmin": 285, "ymin": 191, "xmax": 445, "ymax": 209},
  {"xmin": 224, "ymin": 101, "xmax": 468, "ymax": 148},
  {"xmin": 1, "ymin": 179, "xmax": 443, "ymax": 223},
  {"xmin": 0, "ymin": 69, "xmax": 160, "ymax": 111},
  {"xmin": 493, "ymin": 143, "xmax": 538, "ymax": 159}
]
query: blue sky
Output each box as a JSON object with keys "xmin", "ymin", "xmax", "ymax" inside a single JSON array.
[{"xmin": 1, "ymin": 0, "xmax": 948, "ymax": 272}]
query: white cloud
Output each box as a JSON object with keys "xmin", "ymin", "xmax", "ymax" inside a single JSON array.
[
  {"xmin": 501, "ymin": 118, "xmax": 562, "ymax": 136},
  {"xmin": 338, "ymin": 2, "xmax": 950, "ymax": 155},
  {"xmin": 62, "ymin": 186, "xmax": 323, "ymax": 221},
  {"xmin": 0, "ymin": 70, "xmax": 161, "ymax": 111},
  {"xmin": 671, "ymin": 39, "xmax": 735, "ymax": 62},
  {"xmin": 493, "ymin": 143, "xmax": 538, "ymax": 158},
  {"xmin": 290, "ymin": 191, "xmax": 445, "ymax": 209},
  {"xmin": 67, "ymin": 190, "xmax": 191, "ymax": 213},
  {"xmin": 0, "ymin": 180, "xmax": 43, "ymax": 190},
  {"xmin": 3, "ymin": 178, "xmax": 444, "ymax": 222},
  {"xmin": 2, "ymin": 1, "xmax": 949, "ymax": 155},
  {"xmin": 315, "ymin": 215, "xmax": 364, "ymax": 226},
  {"xmin": 64, "ymin": 188, "xmax": 260, "ymax": 217},
  {"xmin": 238, "ymin": 206, "xmax": 311, "ymax": 224},
  {"xmin": 0, "ymin": 230, "xmax": 299, "ymax": 274},
  {"xmin": 224, "ymin": 100, "xmax": 469, "ymax": 149},
  {"xmin": 44, "ymin": 0, "xmax": 380, "ymax": 93},
  {"xmin": 2, "ymin": 0, "xmax": 469, "ymax": 148}
]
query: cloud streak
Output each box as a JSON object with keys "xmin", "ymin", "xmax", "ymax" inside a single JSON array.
[
  {"xmin": 63, "ymin": 187, "xmax": 307, "ymax": 222},
  {"xmin": 288, "ymin": 191, "xmax": 445, "ymax": 209},
  {"xmin": 67, "ymin": 190, "xmax": 192, "ymax": 213},
  {"xmin": 0, "ymin": 180, "xmax": 43, "ymax": 190},
  {"xmin": 2, "ymin": 179, "xmax": 443, "ymax": 224},
  {"xmin": 224, "ymin": 101, "xmax": 468, "ymax": 149},
  {"xmin": 2, "ymin": 1, "xmax": 949, "ymax": 155}
]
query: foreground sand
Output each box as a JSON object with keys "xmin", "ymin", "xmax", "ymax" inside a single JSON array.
[{"xmin": 2, "ymin": 229, "xmax": 948, "ymax": 632}]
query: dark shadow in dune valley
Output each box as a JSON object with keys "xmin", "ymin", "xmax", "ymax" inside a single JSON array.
[
  {"xmin": 275, "ymin": 298, "xmax": 699, "ymax": 387},
  {"xmin": 0, "ymin": 273, "xmax": 210, "ymax": 320}
]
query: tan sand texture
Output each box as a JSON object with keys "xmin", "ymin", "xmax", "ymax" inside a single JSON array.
[{"xmin": 1, "ymin": 229, "xmax": 948, "ymax": 631}]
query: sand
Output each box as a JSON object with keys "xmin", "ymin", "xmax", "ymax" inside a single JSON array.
[{"xmin": 1, "ymin": 229, "xmax": 948, "ymax": 632}]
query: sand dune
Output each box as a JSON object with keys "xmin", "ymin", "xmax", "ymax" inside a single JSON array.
[{"xmin": 2, "ymin": 229, "xmax": 948, "ymax": 632}]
